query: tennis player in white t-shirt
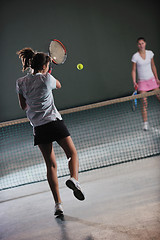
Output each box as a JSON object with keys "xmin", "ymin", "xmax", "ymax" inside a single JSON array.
[
  {"xmin": 16, "ymin": 48, "xmax": 85, "ymax": 216},
  {"xmin": 131, "ymin": 37, "xmax": 160, "ymax": 130}
]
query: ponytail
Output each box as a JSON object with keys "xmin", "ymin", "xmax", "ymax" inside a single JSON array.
[
  {"xmin": 17, "ymin": 48, "xmax": 51, "ymax": 72},
  {"xmin": 17, "ymin": 48, "xmax": 35, "ymax": 71}
]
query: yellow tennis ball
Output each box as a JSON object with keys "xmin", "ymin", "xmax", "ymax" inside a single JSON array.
[{"xmin": 77, "ymin": 63, "xmax": 83, "ymax": 70}]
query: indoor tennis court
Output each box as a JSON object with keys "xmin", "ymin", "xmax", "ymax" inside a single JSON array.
[{"xmin": 1, "ymin": 1, "xmax": 160, "ymax": 239}]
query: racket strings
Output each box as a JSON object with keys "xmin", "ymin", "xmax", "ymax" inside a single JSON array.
[{"xmin": 49, "ymin": 41, "xmax": 66, "ymax": 64}]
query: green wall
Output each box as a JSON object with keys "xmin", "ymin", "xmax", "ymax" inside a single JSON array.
[{"xmin": 0, "ymin": 0, "xmax": 160, "ymax": 122}]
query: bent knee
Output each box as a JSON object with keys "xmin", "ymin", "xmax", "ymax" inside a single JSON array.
[{"xmin": 46, "ymin": 159, "xmax": 57, "ymax": 169}]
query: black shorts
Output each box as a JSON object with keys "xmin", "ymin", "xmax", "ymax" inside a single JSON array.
[{"xmin": 34, "ymin": 119, "xmax": 70, "ymax": 146}]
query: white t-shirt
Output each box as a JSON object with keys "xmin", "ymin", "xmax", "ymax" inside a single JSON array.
[
  {"xmin": 16, "ymin": 73, "xmax": 62, "ymax": 127},
  {"xmin": 131, "ymin": 50, "xmax": 154, "ymax": 81}
]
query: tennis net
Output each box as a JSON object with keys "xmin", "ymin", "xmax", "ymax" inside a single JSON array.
[{"xmin": 0, "ymin": 90, "xmax": 160, "ymax": 190}]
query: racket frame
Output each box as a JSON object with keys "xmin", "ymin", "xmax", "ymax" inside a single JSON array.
[{"xmin": 49, "ymin": 39, "xmax": 67, "ymax": 65}]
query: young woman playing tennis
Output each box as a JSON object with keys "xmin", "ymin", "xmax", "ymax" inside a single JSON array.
[
  {"xmin": 16, "ymin": 48, "xmax": 85, "ymax": 216},
  {"xmin": 131, "ymin": 37, "xmax": 160, "ymax": 130}
]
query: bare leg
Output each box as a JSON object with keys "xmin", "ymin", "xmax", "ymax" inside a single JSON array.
[
  {"xmin": 58, "ymin": 136, "xmax": 85, "ymax": 201},
  {"xmin": 57, "ymin": 136, "xmax": 79, "ymax": 180},
  {"xmin": 139, "ymin": 91, "xmax": 148, "ymax": 122},
  {"xmin": 38, "ymin": 143, "xmax": 62, "ymax": 204},
  {"xmin": 140, "ymin": 88, "xmax": 160, "ymax": 122}
]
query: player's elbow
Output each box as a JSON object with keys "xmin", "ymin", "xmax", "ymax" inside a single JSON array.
[{"xmin": 56, "ymin": 80, "xmax": 61, "ymax": 89}]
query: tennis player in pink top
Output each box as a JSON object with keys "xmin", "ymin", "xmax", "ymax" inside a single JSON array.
[{"xmin": 131, "ymin": 37, "xmax": 160, "ymax": 130}]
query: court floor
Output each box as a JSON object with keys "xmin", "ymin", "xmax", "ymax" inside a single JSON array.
[{"xmin": 1, "ymin": 155, "xmax": 160, "ymax": 240}]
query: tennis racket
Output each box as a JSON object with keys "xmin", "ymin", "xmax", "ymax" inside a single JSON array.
[
  {"xmin": 49, "ymin": 39, "xmax": 67, "ymax": 65},
  {"xmin": 132, "ymin": 86, "xmax": 138, "ymax": 111}
]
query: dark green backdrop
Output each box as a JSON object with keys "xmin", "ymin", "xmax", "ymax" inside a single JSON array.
[{"xmin": 0, "ymin": 0, "xmax": 160, "ymax": 122}]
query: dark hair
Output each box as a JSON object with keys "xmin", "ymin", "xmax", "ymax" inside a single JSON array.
[
  {"xmin": 17, "ymin": 48, "xmax": 51, "ymax": 72},
  {"xmin": 137, "ymin": 37, "xmax": 146, "ymax": 43}
]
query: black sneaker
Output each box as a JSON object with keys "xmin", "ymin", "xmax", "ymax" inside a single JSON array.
[{"xmin": 66, "ymin": 178, "xmax": 85, "ymax": 201}]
